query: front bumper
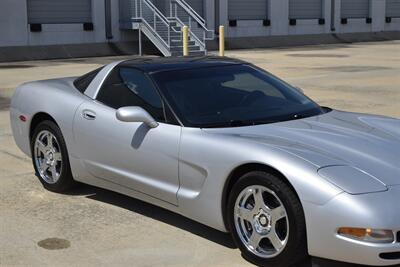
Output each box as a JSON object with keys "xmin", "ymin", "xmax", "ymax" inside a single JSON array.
[{"xmin": 304, "ymin": 185, "xmax": 400, "ymax": 266}]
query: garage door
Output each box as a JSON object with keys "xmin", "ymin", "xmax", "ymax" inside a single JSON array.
[
  {"xmin": 341, "ymin": 0, "xmax": 370, "ymax": 18},
  {"xmin": 386, "ymin": 0, "xmax": 400, "ymax": 17},
  {"xmin": 27, "ymin": 0, "xmax": 92, "ymax": 24},
  {"xmin": 228, "ymin": 0, "xmax": 268, "ymax": 20},
  {"xmin": 289, "ymin": 0, "xmax": 323, "ymax": 19}
]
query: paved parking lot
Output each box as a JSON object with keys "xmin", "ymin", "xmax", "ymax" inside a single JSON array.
[{"xmin": 0, "ymin": 41, "xmax": 399, "ymax": 267}]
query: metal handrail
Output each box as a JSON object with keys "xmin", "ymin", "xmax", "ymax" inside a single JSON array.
[
  {"xmin": 141, "ymin": 19, "xmax": 170, "ymax": 48},
  {"xmin": 124, "ymin": 0, "xmax": 214, "ymax": 56},
  {"xmin": 173, "ymin": 0, "xmax": 205, "ymax": 24},
  {"xmin": 139, "ymin": 0, "xmax": 181, "ymax": 35},
  {"xmin": 140, "ymin": 0, "xmax": 171, "ymax": 48},
  {"xmin": 170, "ymin": 0, "xmax": 214, "ymax": 40},
  {"xmin": 142, "ymin": 0, "xmax": 169, "ymax": 26},
  {"xmin": 174, "ymin": 16, "xmax": 205, "ymax": 50}
]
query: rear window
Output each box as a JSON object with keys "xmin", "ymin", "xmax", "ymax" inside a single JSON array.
[{"xmin": 73, "ymin": 67, "xmax": 103, "ymax": 93}]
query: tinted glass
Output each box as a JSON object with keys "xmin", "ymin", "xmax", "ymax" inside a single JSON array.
[
  {"xmin": 73, "ymin": 67, "xmax": 103, "ymax": 93},
  {"xmin": 152, "ymin": 64, "xmax": 324, "ymax": 127},
  {"xmin": 97, "ymin": 68, "xmax": 164, "ymax": 121}
]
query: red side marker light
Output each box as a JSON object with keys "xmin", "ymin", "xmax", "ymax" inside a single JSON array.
[{"xmin": 19, "ymin": 115, "xmax": 27, "ymax": 122}]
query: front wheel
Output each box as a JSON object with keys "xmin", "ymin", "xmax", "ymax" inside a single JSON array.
[
  {"xmin": 31, "ymin": 120, "xmax": 76, "ymax": 192},
  {"xmin": 227, "ymin": 171, "xmax": 308, "ymax": 267}
]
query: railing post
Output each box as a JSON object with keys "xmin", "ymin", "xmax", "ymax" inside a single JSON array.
[
  {"xmin": 219, "ymin": 25, "xmax": 225, "ymax": 57},
  {"xmin": 154, "ymin": 13, "xmax": 156, "ymax": 31},
  {"xmin": 168, "ymin": 25, "xmax": 171, "ymax": 47},
  {"xmin": 203, "ymin": 30, "xmax": 206, "ymax": 54},
  {"xmin": 138, "ymin": 24, "xmax": 143, "ymax": 56},
  {"xmin": 182, "ymin": 25, "xmax": 189, "ymax": 56}
]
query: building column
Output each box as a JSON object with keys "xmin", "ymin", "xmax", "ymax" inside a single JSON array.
[
  {"xmin": 371, "ymin": 0, "xmax": 385, "ymax": 31},
  {"xmin": 205, "ymin": 0, "xmax": 215, "ymax": 30},
  {"xmin": 218, "ymin": 0, "xmax": 228, "ymax": 34},
  {"xmin": 91, "ymin": 0, "xmax": 107, "ymax": 42},
  {"xmin": 334, "ymin": 0, "xmax": 342, "ymax": 32},
  {"xmin": 0, "ymin": 0, "xmax": 28, "ymax": 46},
  {"xmin": 323, "ymin": 0, "xmax": 332, "ymax": 31},
  {"xmin": 270, "ymin": 0, "xmax": 289, "ymax": 35}
]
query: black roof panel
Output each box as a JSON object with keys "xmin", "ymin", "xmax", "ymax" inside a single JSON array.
[{"xmin": 118, "ymin": 56, "xmax": 246, "ymax": 73}]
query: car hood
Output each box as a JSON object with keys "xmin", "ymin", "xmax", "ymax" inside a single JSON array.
[{"xmin": 203, "ymin": 110, "xmax": 400, "ymax": 186}]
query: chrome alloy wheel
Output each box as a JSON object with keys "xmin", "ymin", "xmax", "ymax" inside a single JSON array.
[
  {"xmin": 234, "ymin": 185, "xmax": 289, "ymax": 258},
  {"xmin": 34, "ymin": 130, "xmax": 63, "ymax": 184}
]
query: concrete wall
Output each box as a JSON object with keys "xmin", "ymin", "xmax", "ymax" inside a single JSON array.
[
  {"xmin": 215, "ymin": 0, "xmax": 400, "ymax": 38},
  {"xmin": 334, "ymin": 0, "xmax": 373, "ymax": 33},
  {"xmin": 219, "ymin": 0, "xmax": 332, "ymax": 37},
  {"xmin": 0, "ymin": 0, "xmax": 138, "ymax": 48},
  {"xmin": 0, "ymin": 0, "xmax": 399, "ymax": 49}
]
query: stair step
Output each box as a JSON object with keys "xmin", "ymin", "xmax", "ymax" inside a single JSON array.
[
  {"xmin": 157, "ymin": 32, "xmax": 181, "ymax": 37},
  {"xmin": 170, "ymin": 38, "xmax": 195, "ymax": 42},
  {"xmin": 138, "ymin": 17, "xmax": 208, "ymax": 57},
  {"xmin": 156, "ymin": 30, "xmax": 181, "ymax": 34},
  {"xmin": 168, "ymin": 21, "xmax": 178, "ymax": 26},
  {"xmin": 171, "ymin": 40, "xmax": 196, "ymax": 45},
  {"xmin": 170, "ymin": 46, "xmax": 201, "ymax": 52},
  {"xmin": 171, "ymin": 51, "xmax": 206, "ymax": 57},
  {"xmin": 170, "ymin": 44, "xmax": 200, "ymax": 48}
]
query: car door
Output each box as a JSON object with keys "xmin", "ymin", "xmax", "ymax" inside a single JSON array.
[{"xmin": 73, "ymin": 67, "xmax": 181, "ymax": 205}]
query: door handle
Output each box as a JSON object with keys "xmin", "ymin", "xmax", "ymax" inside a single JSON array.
[{"xmin": 82, "ymin": 110, "xmax": 96, "ymax": 120}]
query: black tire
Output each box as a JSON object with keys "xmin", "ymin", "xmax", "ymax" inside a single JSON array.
[
  {"xmin": 227, "ymin": 171, "xmax": 308, "ymax": 267},
  {"xmin": 31, "ymin": 120, "xmax": 76, "ymax": 192}
]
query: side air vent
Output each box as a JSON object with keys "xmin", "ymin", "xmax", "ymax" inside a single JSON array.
[
  {"xmin": 397, "ymin": 231, "xmax": 400, "ymax": 243},
  {"xmin": 379, "ymin": 252, "xmax": 400, "ymax": 260}
]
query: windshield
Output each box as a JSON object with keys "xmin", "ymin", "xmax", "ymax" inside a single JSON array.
[{"xmin": 152, "ymin": 64, "xmax": 324, "ymax": 128}]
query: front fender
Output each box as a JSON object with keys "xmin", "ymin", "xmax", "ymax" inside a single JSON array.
[{"xmin": 176, "ymin": 128, "xmax": 343, "ymax": 232}]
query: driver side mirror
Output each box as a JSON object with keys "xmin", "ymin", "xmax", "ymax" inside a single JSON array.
[{"xmin": 116, "ymin": 106, "xmax": 159, "ymax": 128}]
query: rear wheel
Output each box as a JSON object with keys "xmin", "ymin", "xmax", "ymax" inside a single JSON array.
[
  {"xmin": 31, "ymin": 120, "xmax": 76, "ymax": 192},
  {"xmin": 227, "ymin": 171, "xmax": 308, "ymax": 267}
]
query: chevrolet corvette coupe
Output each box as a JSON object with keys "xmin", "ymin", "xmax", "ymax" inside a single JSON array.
[{"xmin": 10, "ymin": 57, "xmax": 400, "ymax": 266}]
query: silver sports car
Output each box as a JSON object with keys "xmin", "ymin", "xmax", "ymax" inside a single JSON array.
[{"xmin": 10, "ymin": 57, "xmax": 400, "ymax": 266}]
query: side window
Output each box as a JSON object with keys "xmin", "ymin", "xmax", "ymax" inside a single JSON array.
[
  {"xmin": 74, "ymin": 67, "xmax": 103, "ymax": 93},
  {"xmin": 96, "ymin": 68, "xmax": 165, "ymax": 121}
]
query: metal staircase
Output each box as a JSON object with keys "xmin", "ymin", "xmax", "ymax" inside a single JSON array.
[{"xmin": 120, "ymin": 0, "xmax": 214, "ymax": 57}]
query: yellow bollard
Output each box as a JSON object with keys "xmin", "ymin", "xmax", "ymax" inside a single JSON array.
[
  {"xmin": 219, "ymin": 25, "xmax": 225, "ymax": 57},
  {"xmin": 182, "ymin": 26, "xmax": 189, "ymax": 56}
]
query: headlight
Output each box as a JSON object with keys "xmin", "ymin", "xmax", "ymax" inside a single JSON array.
[{"xmin": 338, "ymin": 227, "xmax": 395, "ymax": 244}]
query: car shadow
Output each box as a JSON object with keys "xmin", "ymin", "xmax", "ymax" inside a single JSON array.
[
  {"xmin": 66, "ymin": 184, "xmax": 237, "ymax": 249},
  {"xmin": 130, "ymin": 123, "xmax": 150, "ymax": 149},
  {"xmin": 63, "ymin": 186, "xmax": 374, "ymax": 267}
]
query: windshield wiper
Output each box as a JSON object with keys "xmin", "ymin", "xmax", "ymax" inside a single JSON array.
[
  {"xmin": 199, "ymin": 119, "xmax": 278, "ymax": 128},
  {"xmin": 229, "ymin": 120, "xmax": 251, "ymax": 127},
  {"xmin": 229, "ymin": 119, "xmax": 278, "ymax": 127}
]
